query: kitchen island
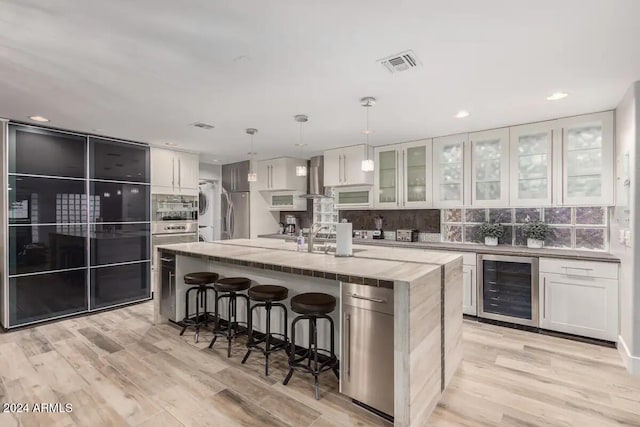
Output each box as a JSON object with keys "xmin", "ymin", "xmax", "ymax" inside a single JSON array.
[{"xmin": 154, "ymin": 239, "xmax": 462, "ymax": 427}]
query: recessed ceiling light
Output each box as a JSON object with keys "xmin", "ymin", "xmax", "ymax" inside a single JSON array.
[
  {"xmin": 361, "ymin": 129, "xmax": 375, "ymax": 135},
  {"xmin": 294, "ymin": 143, "xmax": 307, "ymax": 147},
  {"xmin": 454, "ymin": 110, "xmax": 470, "ymax": 119},
  {"xmin": 546, "ymin": 92, "xmax": 568, "ymax": 101},
  {"xmin": 165, "ymin": 142, "xmax": 178, "ymax": 147},
  {"xmin": 29, "ymin": 115, "xmax": 49, "ymax": 122}
]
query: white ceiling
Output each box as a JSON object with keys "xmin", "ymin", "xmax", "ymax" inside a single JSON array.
[{"xmin": 1, "ymin": 0, "xmax": 639, "ymax": 163}]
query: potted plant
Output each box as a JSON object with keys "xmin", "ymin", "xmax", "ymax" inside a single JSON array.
[
  {"xmin": 479, "ymin": 222, "xmax": 503, "ymax": 246},
  {"xmin": 521, "ymin": 219, "xmax": 548, "ymax": 249}
]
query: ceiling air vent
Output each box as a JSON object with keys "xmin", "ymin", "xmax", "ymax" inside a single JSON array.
[
  {"xmin": 378, "ymin": 50, "xmax": 421, "ymax": 73},
  {"xmin": 191, "ymin": 122, "xmax": 215, "ymax": 130}
]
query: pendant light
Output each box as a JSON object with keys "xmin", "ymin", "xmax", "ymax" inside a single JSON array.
[
  {"xmin": 246, "ymin": 128, "xmax": 258, "ymax": 182},
  {"xmin": 294, "ymin": 114, "xmax": 308, "ymax": 177},
  {"xmin": 360, "ymin": 97, "xmax": 376, "ymax": 172}
]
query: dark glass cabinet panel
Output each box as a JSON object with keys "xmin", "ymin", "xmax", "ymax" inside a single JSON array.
[
  {"xmin": 9, "ymin": 225, "xmax": 87, "ymax": 275},
  {"xmin": 90, "ymin": 223, "xmax": 150, "ymax": 266},
  {"xmin": 482, "ymin": 260, "xmax": 532, "ymax": 320},
  {"xmin": 90, "ymin": 137, "xmax": 150, "ymax": 183},
  {"xmin": 90, "ymin": 262, "xmax": 150, "ymax": 309},
  {"xmin": 90, "ymin": 182, "xmax": 150, "ymax": 222},
  {"xmin": 9, "ymin": 125, "xmax": 86, "ymax": 178},
  {"xmin": 9, "ymin": 270, "xmax": 88, "ymax": 326},
  {"xmin": 9, "ymin": 176, "xmax": 87, "ymax": 224}
]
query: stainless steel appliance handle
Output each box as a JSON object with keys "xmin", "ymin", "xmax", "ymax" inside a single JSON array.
[
  {"xmin": 168, "ymin": 271, "xmax": 174, "ymax": 299},
  {"xmin": 229, "ymin": 204, "xmax": 235, "ymax": 238},
  {"xmin": 346, "ymin": 312, "xmax": 351, "ymax": 378},
  {"xmin": 350, "ymin": 293, "xmax": 385, "ymax": 304}
]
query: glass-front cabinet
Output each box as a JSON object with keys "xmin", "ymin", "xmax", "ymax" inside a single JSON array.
[
  {"xmin": 374, "ymin": 139, "xmax": 432, "ymax": 209},
  {"xmin": 509, "ymin": 121, "xmax": 553, "ymax": 206},
  {"xmin": 374, "ymin": 147, "xmax": 398, "ymax": 208},
  {"xmin": 470, "ymin": 128, "xmax": 510, "ymax": 207},
  {"xmin": 558, "ymin": 111, "xmax": 614, "ymax": 206},
  {"xmin": 433, "ymin": 134, "xmax": 468, "ymax": 207},
  {"xmin": 403, "ymin": 139, "xmax": 432, "ymax": 208}
]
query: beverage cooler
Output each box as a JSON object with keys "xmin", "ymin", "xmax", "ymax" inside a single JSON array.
[{"xmin": 477, "ymin": 254, "xmax": 539, "ymax": 327}]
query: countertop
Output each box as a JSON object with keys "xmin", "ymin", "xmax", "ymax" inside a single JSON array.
[
  {"xmin": 258, "ymin": 234, "xmax": 620, "ymax": 263},
  {"xmin": 156, "ymin": 240, "xmax": 452, "ymax": 284}
]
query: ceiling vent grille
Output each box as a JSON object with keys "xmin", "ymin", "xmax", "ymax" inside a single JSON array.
[
  {"xmin": 191, "ymin": 122, "xmax": 215, "ymax": 130},
  {"xmin": 378, "ymin": 50, "xmax": 421, "ymax": 73}
]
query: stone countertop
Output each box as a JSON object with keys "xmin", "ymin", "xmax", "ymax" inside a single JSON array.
[
  {"xmin": 219, "ymin": 238, "xmax": 462, "ymax": 266},
  {"xmin": 156, "ymin": 241, "xmax": 449, "ymax": 284},
  {"xmin": 258, "ymin": 234, "xmax": 620, "ymax": 263}
]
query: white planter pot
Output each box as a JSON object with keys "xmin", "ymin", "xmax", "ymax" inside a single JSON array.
[
  {"xmin": 527, "ymin": 238, "xmax": 544, "ymax": 249},
  {"xmin": 484, "ymin": 236, "xmax": 498, "ymax": 246}
]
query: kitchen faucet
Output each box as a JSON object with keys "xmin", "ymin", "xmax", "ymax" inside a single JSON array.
[{"xmin": 308, "ymin": 223, "xmax": 330, "ymax": 253}]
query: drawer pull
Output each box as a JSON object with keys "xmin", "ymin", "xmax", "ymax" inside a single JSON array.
[{"xmin": 350, "ymin": 293, "xmax": 385, "ymax": 304}]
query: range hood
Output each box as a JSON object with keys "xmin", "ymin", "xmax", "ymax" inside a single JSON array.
[{"xmin": 299, "ymin": 155, "xmax": 332, "ymax": 199}]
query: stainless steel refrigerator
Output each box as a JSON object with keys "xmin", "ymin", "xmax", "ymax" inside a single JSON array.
[{"xmin": 221, "ymin": 161, "xmax": 250, "ymax": 240}]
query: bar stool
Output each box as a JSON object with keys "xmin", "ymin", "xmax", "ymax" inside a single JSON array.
[
  {"xmin": 180, "ymin": 272, "xmax": 219, "ymax": 343},
  {"xmin": 208, "ymin": 277, "xmax": 251, "ymax": 357},
  {"xmin": 241, "ymin": 285, "xmax": 289, "ymax": 376},
  {"xmin": 283, "ymin": 292, "xmax": 339, "ymax": 400}
]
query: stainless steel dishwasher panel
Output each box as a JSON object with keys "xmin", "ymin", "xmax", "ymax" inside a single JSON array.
[
  {"xmin": 159, "ymin": 253, "xmax": 177, "ymax": 321},
  {"xmin": 341, "ymin": 282, "xmax": 394, "ymax": 417}
]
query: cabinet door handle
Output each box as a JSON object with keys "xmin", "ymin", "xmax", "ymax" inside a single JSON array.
[
  {"xmin": 542, "ymin": 276, "xmax": 546, "ymax": 320},
  {"xmin": 470, "ymin": 268, "xmax": 474, "ymax": 307},
  {"xmin": 168, "ymin": 271, "xmax": 174, "ymax": 298},
  {"xmin": 178, "ymin": 158, "xmax": 181, "ymax": 188},
  {"xmin": 402, "ymin": 149, "xmax": 406, "ymax": 206},
  {"xmin": 339, "ymin": 155, "xmax": 343, "ymax": 183},
  {"xmin": 172, "ymin": 157, "xmax": 175, "ymax": 188},
  {"xmin": 343, "ymin": 154, "xmax": 347, "ymax": 184}
]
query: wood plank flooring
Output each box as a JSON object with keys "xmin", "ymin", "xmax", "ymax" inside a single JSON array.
[{"xmin": 0, "ymin": 302, "xmax": 638, "ymax": 426}]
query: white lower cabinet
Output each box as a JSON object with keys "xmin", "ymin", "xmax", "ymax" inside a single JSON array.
[
  {"xmin": 462, "ymin": 264, "xmax": 476, "ymax": 316},
  {"xmin": 539, "ymin": 258, "xmax": 618, "ymax": 341}
]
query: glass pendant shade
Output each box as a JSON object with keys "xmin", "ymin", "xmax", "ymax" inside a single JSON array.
[
  {"xmin": 296, "ymin": 165, "xmax": 307, "ymax": 176},
  {"xmin": 361, "ymin": 159, "xmax": 374, "ymax": 172},
  {"xmin": 247, "ymin": 172, "xmax": 257, "ymax": 182}
]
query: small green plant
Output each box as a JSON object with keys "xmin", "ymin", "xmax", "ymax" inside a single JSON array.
[
  {"xmin": 521, "ymin": 219, "xmax": 549, "ymax": 241},
  {"xmin": 479, "ymin": 222, "xmax": 504, "ymax": 239}
]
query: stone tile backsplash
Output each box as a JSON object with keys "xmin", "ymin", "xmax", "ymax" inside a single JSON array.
[
  {"xmin": 442, "ymin": 206, "xmax": 608, "ymax": 251},
  {"xmin": 340, "ymin": 209, "xmax": 441, "ymax": 233}
]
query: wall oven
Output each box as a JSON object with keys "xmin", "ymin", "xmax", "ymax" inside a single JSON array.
[
  {"xmin": 151, "ymin": 194, "xmax": 198, "ymax": 260},
  {"xmin": 477, "ymin": 254, "xmax": 539, "ymax": 327}
]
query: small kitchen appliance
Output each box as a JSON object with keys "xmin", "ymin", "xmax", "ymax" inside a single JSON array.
[
  {"xmin": 285, "ymin": 215, "xmax": 298, "ymax": 235},
  {"xmin": 372, "ymin": 216, "xmax": 384, "ymax": 240},
  {"xmin": 396, "ymin": 229, "xmax": 419, "ymax": 242}
]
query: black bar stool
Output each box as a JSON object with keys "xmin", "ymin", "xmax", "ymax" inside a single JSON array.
[
  {"xmin": 208, "ymin": 277, "xmax": 251, "ymax": 357},
  {"xmin": 241, "ymin": 285, "xmax": 289, "ymax": 376},
  {"xmin": 283, "ymin": 292, "xmax": 339, "ymax": 400},
  {"xmin": 180, "ymin": 272, "xmax": 219, "ymax": 343}
]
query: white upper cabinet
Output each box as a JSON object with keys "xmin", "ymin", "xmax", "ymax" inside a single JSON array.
[
  {"xmin": 255, "ymin": 157, "xmax": 307, "ymax": 192},
  {"xmin": 151, "ymin": 147, "xmax": 199, "ymax": 195},
  {"xmin": 557, "ymin": 111, "xmax": 614, "ymax": 206},
  {"xmin": 509, "ymin": 121, "xmax": 554, "ymax": 207},
  {"xmin": 374, "ymin": 139, "xmax": 432, "ymax": 209},
  {"xmin": 374, "ymin": 145, "xmax": 399, "ymax": 208},
  {"xmin": 323, "ymin": 144, "xmax": 374, "ymax": 187},
  {"xmin": 469, "ymin": 128, "xmax": 510, "ymax": 207},
  {"xmin": 433, "ymin": 134, "xmax": 469, "ymax": 208},
  {"xmin": 403, "ymin": 140, "xmax": 433, "ymax": 208}
]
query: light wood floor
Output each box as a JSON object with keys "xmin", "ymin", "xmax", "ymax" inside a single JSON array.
[{"xmin": 0, "ymin": 302, "xmax": 638, "ymax": 427}]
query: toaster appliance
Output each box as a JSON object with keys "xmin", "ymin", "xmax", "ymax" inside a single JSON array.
[{"xmin": 396, "ymin": 229, "xmax": 419, "ymax": 242}]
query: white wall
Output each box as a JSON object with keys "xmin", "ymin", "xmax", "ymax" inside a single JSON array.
[
  {"xmin": 199, "ymin": 162, "xmax": 222, "ymax": 240},
  {"xmin": 612, "ymin": 81, "xmax": 640, "ymax": 374}
]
